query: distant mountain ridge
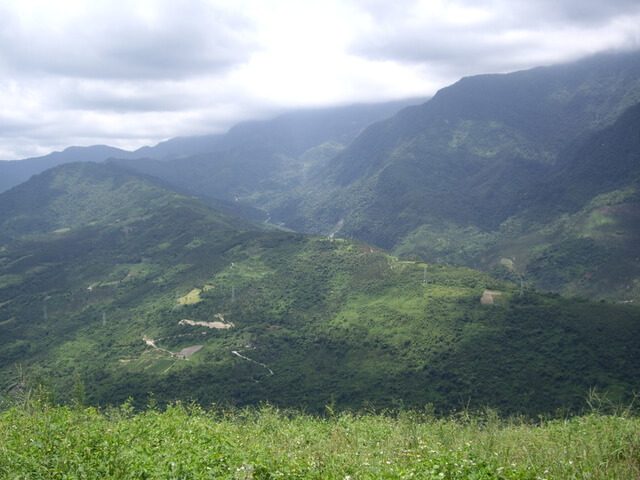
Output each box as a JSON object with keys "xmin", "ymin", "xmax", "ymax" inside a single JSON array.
[
  {"xmin": 310, "ymin": 50, "xmax": 640, "ymax": 235},
  {"xmin": 0, "ymin": 145, "xmax": 138, "ymax": 193},
  {"xmin": 281, "ymin": 50, "xmax": 640, "ymax": 300},
  {"xmin": 0, "ymin": 162, "xmax": 256, "ymax": 244},
  {"xmin": 108, "ymin": 98, "xmax": 427, "ymax": 213},
  {"xmin": 0, "ymin": 99, "xmax": 423, "ymax": 194}
]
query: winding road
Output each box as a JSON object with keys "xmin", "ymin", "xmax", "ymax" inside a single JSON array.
[{"xmin": 231, "ymin": 350, "xmax": 274, "ymax": 375}]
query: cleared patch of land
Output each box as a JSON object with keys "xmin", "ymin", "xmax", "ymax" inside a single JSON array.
[
  {"xmin": 179, "ymin": 314, "xmax": 234, "ymax": 329},
  {"xmin": 177, "ymin": 288, "xmax": 203, "ymax": 305},
  {"xmin": 481, "ymin": 290, "xmax": 502, "ymax": 304},
  {"xmin": 142, "ymin": 336, "xmax": 203, "ymax": 361},
  {"xmin": 177, "ymin": 345, "xmax": 202, "ymax": 357}
]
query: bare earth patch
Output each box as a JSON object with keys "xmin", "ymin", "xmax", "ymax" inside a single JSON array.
[
  {"xmin": 142, "ymin": 336, "xmax": 203, "ymax": 361},
  {"xmin": 177, "ymin": 345, "xmax": 203, "ymax": 358},
  {"xmin": 179, "ymin": 314, "xmax": 234, "ymax": 329},
  {"xmin": 481, "ymin": 290, "xmax": 502, "ymax": 304}
]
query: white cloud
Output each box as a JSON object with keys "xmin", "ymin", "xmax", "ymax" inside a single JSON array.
[
  {"xmin": 0, "ymin": 0, "xmax": 256, "ymax": 80},
  {"xmin": 0, "ymin": 0, "xmax": 639, "ymax": 159},
  {"xmin": 350, "ymin": 0, "xmax": 640, "ymax": 76}
]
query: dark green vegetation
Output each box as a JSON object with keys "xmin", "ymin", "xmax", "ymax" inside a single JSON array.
[
  {"xmin": 2, "ymin": 401, "xmax": 639, "ymax": 479},
  {"xmin": 0, "ymin": 161, "xmax": 242, "ymax": 243},
  {"xmin": 1, "ymin": 162, "xmax": 639, "ymax": 415}
]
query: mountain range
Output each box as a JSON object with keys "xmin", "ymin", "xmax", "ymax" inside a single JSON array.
[
  {"xmin": 1, "ymin": 50, "xmax": 639, "ymax": 413},
  {"xmin": 86, "ymin": 51, "xmax": 640, "ymax": 300}
]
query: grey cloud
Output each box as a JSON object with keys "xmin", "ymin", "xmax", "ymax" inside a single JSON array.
[
  {"xmin": 505, "ymin": 0, "xmax": 640, "ymax": 26},
  {"xmin": 1, "ymin": 0, "xmax": 638, "ymax": 161},
  {"xmin": 353, "ymin": 25, "xmax": 530, "ymax": 72},
  {"xmin": 349, "ymin": 0, "xmax": 640, "ymax": 72},
  {"xmin": 52, "ymin": 80, "xmax": 204, "ymax": 113},
  {"xmin": 355, "ymin": 0, "xmax": 640, "ymax": 29},
  {"xmin": 0, "ymin": 1, "xmax": 258, "ymax": 81}
]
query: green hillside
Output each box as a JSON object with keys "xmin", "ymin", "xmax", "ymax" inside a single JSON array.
[
  {"xmin": 1, "ymin": 163, "xmax": 638, "ymax": 415},
  {"xmin": 0, "ymin": 146, "xmax": 138, "ymax": 194},
  {"xmin": 407, "ymin": 102, "xmax": 640, "ymax": 301},
  {"xmin": 293, "ymin": 51, "xmax": 640, "ymax": 237},
  {"xmin": 0, "ymin": 161, "xmax": 253, "ymax": 243}
]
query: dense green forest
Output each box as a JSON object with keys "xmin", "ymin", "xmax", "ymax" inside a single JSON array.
[{"xmin": 1, "ymin": 162, "xmax": 639, "ymax": 416}]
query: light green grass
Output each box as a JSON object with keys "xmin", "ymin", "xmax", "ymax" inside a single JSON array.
[
  {"xmin": 579, "ymin": 211, "xmax": 616, "ymax": 236},
  {"xmin": 214, "ymin": 257, "xmax": 276, "ymax": 282},
  {"xmin": 0, "ymin": 403, "xmax": 638, "ymax": 479},
  {"xmin": 178, "ymin": 288, "xmax": 203, "ymax": 305}
]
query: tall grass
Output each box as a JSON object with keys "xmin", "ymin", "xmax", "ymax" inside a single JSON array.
[{"xmin": 1, "ymin": 399, "xmax": 638, "ymax": 479}]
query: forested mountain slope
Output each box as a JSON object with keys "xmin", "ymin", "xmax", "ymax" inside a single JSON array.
[
  {"xmin": 0, "ymin": 146, "xmax": 138, "ymax": 194},
  {"xmin": 0, "ymin": 162, "xmax": 254, "ymax": 244},
  {"xmin": 3, "ymin": 52, "xmax": 640, "ymax": 302},
  {"xmin": 279, "ymin": 50, "xmax": 640, "ymax": 300},
  {"xmin": 303, "ymin": 50, "xmax": 640, "ymax": 243},
  {"xmin": 1, "ymin": 162, "xmax": 638, "ymax": 414}
]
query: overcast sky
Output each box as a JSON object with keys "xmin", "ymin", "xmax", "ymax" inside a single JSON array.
[{"xmin": 1, "ymin": 0, "xmax": 639, "ymax": 160}]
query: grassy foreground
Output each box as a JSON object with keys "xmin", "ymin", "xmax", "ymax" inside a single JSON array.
[{"xmin": 1, "ymin": 401, "xmax": 638, "ymax": 479}]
